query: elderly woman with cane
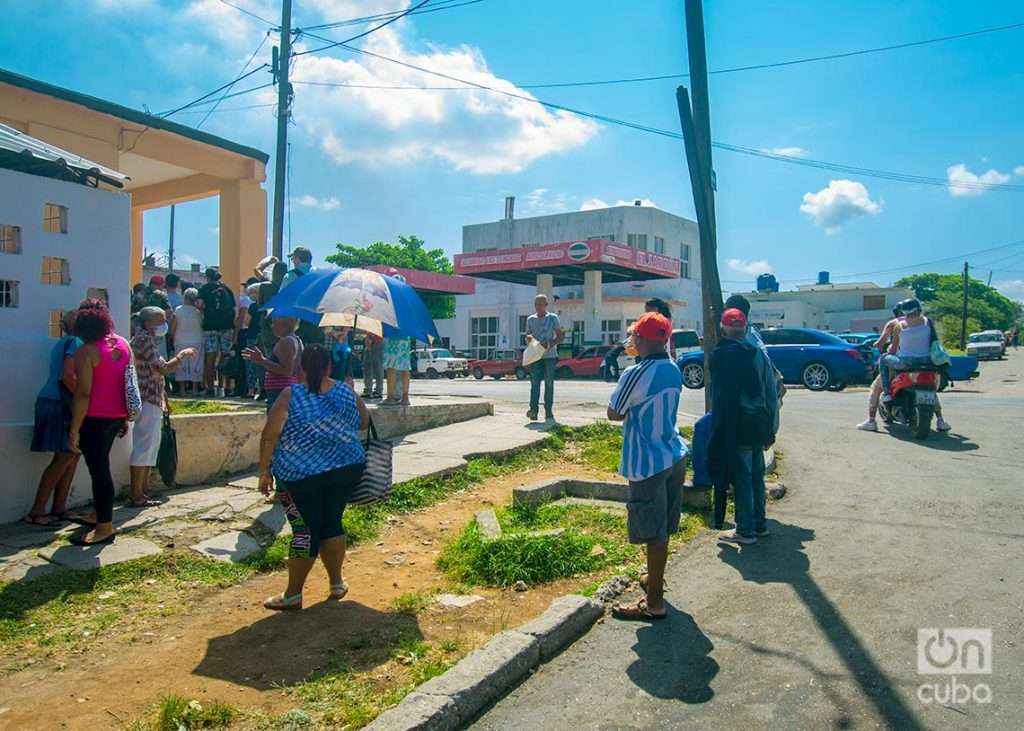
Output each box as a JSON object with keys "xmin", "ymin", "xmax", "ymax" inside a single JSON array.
[{"xmin": 257, "ymin": 344, "xmax": 369, "ymax": 610}]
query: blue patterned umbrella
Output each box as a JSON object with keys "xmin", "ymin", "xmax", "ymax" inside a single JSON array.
[{"xmin": 262, "ymin": 268, "xmax": 439, "ymax": 343}]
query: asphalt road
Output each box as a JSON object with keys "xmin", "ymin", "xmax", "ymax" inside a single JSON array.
[{"xmin": 460, "ymin": 352, "xmax": 1023, "ymax": 730}]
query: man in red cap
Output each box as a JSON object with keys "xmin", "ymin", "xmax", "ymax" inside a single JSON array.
[
  {"xmin": 607, "ymin": 312, "xmax": 688, "ymax": 621},
  {"xmin": 709, "ymin": 308, "xmax": 770, "ymax": 545}
]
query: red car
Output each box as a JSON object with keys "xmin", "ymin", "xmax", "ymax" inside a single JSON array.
[
  {"xmin": 469, "ymin": 349, "xmax": 528, "ymax": 380},
  {"xmin": 555, "ymin": 345, "xmax": 615, "ymax": 378}
]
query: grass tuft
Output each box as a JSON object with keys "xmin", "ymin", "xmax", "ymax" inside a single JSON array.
[
  {"xmin": 168, "ymin": 399, "xmax": 239, "ymax": 415},
  {"xmin": 388, "ymin": 590, "xmax": 434, "ymax": 615}
]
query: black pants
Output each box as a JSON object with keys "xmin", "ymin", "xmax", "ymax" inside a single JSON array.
[
  {"xmin": 278, "ymin": 463, "xmax": 364, "ymax": 559},
  {"xmin": 79, "ymin": 417, "xmax": 123, "ymax": 524}
]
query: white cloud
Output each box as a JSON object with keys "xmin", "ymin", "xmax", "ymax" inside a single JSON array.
[
  {"xmin": 946, "ymin": 163, "xmax": 1011, "ymax": 197},
  {"xmin": 524, "ymin": 188, "xmax": 569, "ymax": 215},
  {"xmin": 727, "ymin": 259, "xmax": 774, "ymax": 275},
  {"xmin": 292, "ymin": 194, "xmax": 340, "ymax": 211},
  {"xmin": 1014, "ymin": 165, "xmax": 1024, "ymax": 177},
  {"xmin": 578, "ymin": 197, "xmax": 656, "ymax": 211},
  {"xmin": 994, "ymin": 280, "xmax": 1024, "ymax": 302},
  {"xmin": 288, "ymin": 29, "xmax": 598, "ymax": 175},
  {"xmin": 762, "ymin": 146, "xmax": 808, "ymax": 158},
  {"xmin": 185, "ymin": 0, "xmax": 276, "ymax": 50},
  {"xmin": 800, "ymin": 179, "xmax": 881, "ymax": 233}
]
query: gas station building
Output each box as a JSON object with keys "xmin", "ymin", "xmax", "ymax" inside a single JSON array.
[{"xmin": 442, "ymin": 201, "xmax": 701, "ymax": 356}]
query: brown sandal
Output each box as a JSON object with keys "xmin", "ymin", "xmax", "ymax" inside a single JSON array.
[{"xmin": 612, "ymin": 598, "xmax": 667, "ymax": 621}]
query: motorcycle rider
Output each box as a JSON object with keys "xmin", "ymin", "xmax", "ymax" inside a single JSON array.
[{"xmin": 857, "ymin": 305, "xmax": 903, "ymax": 432}]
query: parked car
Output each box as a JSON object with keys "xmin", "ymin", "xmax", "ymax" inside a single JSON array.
[
  {"xmin": 412, "ymin": 348, "xmax": 470, "ymax": 379},
  {"xmin": 836, "ymin": 331, "xmax": 881, "ymax": 373},
  {"xmin": 468, "ymin": 349, "xmax": 528, "ymax": 380},
  {"xmin": 966, "ymin": 330, "xmax": 1006, "ymax": 360},
  {"xmin": 675, "ymin": 327, "xmax": 873, "ymax": 391},
  {"xmin": 671, "ymin": 329, "xmax": 702, "ymax": 354},
  {"xmin": 556, "ymin": 345, "xmax": 617, "ymax": 379}
]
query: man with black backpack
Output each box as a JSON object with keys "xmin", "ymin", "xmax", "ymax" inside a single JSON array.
[
  {"xmin": 197, "ymin": 267, "xmax": 236, "ymax": 398},
  {"xmin": 708, "ymin": 308, "xmax": 770, "ymax": 545}
]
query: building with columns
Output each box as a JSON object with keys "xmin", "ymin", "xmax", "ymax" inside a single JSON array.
[
  {"xmin": 441, "ymin": 200, "xmax": 702, "ymax": 356},
  {"xmin": 0, "ymin": 68, "xmax": 269, "ymax": 290}
]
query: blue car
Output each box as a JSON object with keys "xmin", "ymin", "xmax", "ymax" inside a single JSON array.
[{"xmin": 676, "ymin": 327, "xmax": 874, "ymax": 391}]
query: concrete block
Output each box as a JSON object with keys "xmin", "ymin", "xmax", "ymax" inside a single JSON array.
[
  {"xmin": 475, "ymin": 509, "xmax": 502, "ymax": 540},
  {"xmin": 436, "ymin": 593, "xmax": 485, "ymax": 609},
  {"xmin": 417, "ymin": 630, "xmax": 540, "ymax": 722},
  {"xmin": 40, "ymin": 536, "xmax": 162, "ymax": 570},
  {"xmin": 511, "ymin": 478, "xmax": 566, "ymax": 507},
  {"xmin": 565, "ymin": 479, "xmax": 628, "ymax": 502},
  {"xmin": 144, "ymin": 519, "xmax": 194, "ymax": 542},
  {"xmin": 550, "ymin": 497, "xmax": 627, "ymax": 513},
  {"xmin": 517, "ymin": 595, "xmax": 605, "ymax": 661},
  {"xmin": 682, "ymin": 483, "xmax": 712, "ymax": 510},
  {"xmin": 364, "ymin": 692, "xmax": 460, "ymax": 731},
  {"xmin": 190, "ymin": 530, "xmax": 262, "ymax": 563}
]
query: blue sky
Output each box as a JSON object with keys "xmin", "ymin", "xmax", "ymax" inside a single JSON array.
[{"xmin": 4, "ymin": 0, "xmax": 1023, "ymax": 300}]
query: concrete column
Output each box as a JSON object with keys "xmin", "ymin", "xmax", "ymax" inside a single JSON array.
[
  {"xmin": 583, "ymin": 269, "xmax": 602, "ymax": 345},
  {"xmin": 536, "ymin": 273, "xmax": 554, "ymax": 301},
  {"xmin": 130, "ymin": 207, "xmax": 144, "ymax": 286},
  {"xmin": 219, "ymin": 179, "xmax": 267, "ymax": 291}
]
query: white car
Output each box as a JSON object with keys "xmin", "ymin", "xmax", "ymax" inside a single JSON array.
[
  {"xmin": 966, "ymin": 331, "xmax": 1006, "ymax": 361},
  {"xmin": 413, "ymin": 348, "xmax": 470, "ymax": 379}
]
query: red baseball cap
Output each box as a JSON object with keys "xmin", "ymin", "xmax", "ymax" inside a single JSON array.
[
  {"xmin": 721, "ymin": 308, "xmax": 747, "ymax": 328},
  {"xmin": 149, "ymin": 274, "xmax": 165, "ymax": 287},
  {"xmin": 633, "ymin": 312, "xmax": 671, "ymax": 343}
]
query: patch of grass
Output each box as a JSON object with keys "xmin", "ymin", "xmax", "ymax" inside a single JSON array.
[
  {"xmin": 240, "ymin": 535, "xmax": 290, "ymax": 572},
  {"xmin": 389, "ymin": 590, "xmax": 434, "ymax": 615},
  {"xmin": 168, "ymin": 399, "xmax": 238, "ymax": 415},
  {"xmin": 153, "ymin": 695, "xmax": 237, "ymax": 730}
]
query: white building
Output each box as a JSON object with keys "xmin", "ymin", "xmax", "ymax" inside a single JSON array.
[
  {"xmin": 745, "ymin": 279, "xmax": 914, "ymax": 333},
  {"xmin": 440, "ymin": 200, "xmax": 702, "ymax": 355},
  {"xmin": 0, "ymin": 125, "xmax": 132, "ymax": 523}
]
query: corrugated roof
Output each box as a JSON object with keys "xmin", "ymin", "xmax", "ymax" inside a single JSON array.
[
  {"xmin": 0, "ymin": 67, "xmax": 270, "ymax": 164},
  {"xmin": 0, "ymin": 122, "xmax": 129, "ymax": 188}
]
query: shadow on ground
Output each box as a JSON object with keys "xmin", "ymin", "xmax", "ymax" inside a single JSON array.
[{"xmin": 626, "ymin": 607, "xmax": 718, "ymax": 703}]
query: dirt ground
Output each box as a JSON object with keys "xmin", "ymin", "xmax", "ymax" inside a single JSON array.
[{"xmin": 0, "ymin": 463, "xmax": 608, "ymax": 731}]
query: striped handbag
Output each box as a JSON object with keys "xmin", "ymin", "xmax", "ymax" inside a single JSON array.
[{"xmin": 348, "ymin": 417, "xmax": 393, "ymax": 506}]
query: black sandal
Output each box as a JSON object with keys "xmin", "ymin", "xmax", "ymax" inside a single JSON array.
[
  {"xmin": 22, "ymin": 513, "xmax": 63, "ymax": 528},
  {"xmin": 70, "ymin": 532, "xmax": 116, "ymax": 547},
  {"xmin": 61, "ymin": 512, "xmax": 97, "ymax": 527}
]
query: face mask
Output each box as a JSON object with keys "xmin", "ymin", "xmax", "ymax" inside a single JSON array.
[
  {"xmin": 153, "ymin": 322, "xmax": 169, "ymax": 338},
  {"xmin": 297, "ymin": 262, "xmax": 311, "ymax": 274}
]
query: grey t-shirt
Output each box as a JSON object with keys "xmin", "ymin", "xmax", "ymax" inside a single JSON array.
[{"xmin": 527, "ymin": 312, "xmax": 561, "ymax": 359}]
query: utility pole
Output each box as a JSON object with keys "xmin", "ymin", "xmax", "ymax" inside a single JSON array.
[
  {"xmin": 677, "ymin": 0, "xmax": 723, "ymax": 409},
  {"xmin": 167, "ymin": 204, "xmax": 175, "ymax": 273},
  {"xmin": 271, "ymin": 0, "xmax": 293, "ymax": 261},
  {"xmin": 960, "ymin": 261, "xmax": 969, "ymax": 350}
]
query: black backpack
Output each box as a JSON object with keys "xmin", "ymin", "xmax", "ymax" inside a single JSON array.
[{"xmin": 206, "ymin": 283, "xmax": 234, "ymax": 320}]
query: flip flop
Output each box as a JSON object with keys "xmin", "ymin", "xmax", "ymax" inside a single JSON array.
[
  {"xmin": 263, "ymin": 592, "xmax": 303, "ymax": 611},
  {"xmin": 22, "ymin": 513, "xmax": 63, "ymax": 528},
  {"xmin": 69, "ymin": 532, "xmax": 116, "ymax": 547},
  {"xmin": 63, "ymin": 512, "xmax": 97, "ymax": 527},
  {"xmin": 612, "ymin": 598, "xmax": 667, "ymax": 622},
  {"xmin": 329, "ymin": 582, "xmax": 349, "ymax": 600}
]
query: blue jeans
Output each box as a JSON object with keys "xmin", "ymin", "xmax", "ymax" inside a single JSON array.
[
  {"xmin": 529, "ymin": 358, "xmax": 556, "ymax": 415},
  {"xmin": 731, "ymin": 446, "xmax": 766, "ymax": 538},
  {"xmin": 879, "ymin": 354, "xmax": 931, "ymax": 395}
]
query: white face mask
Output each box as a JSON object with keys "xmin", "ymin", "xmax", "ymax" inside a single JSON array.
[{"xmin": 153, "ymin": 322, "xmax": 169, "ymax": 338}]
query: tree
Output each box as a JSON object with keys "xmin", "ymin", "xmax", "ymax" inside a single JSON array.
[
  {"xmin": 896, "ymin": 273, "xmax": 1022, "ymax": 348},
  {"xmin": 326, "ymin": 235, "xmax": 456, "ymax": 319}
]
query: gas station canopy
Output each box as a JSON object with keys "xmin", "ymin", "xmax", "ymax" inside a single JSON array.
[
  {"xmin": 453, "ymin": 239, "xmax": 680, "ymax": 285},
  {"xmin": 365, "ymin": 265, "xmax": 476, "ymax": 295}
]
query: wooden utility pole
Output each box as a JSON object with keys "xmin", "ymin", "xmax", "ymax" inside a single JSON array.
[
  {"xmin": 271, "ymin": 0, "xmax": 293, "ymax": 261},
  {"xmin": 678, "ymin": 0, "xmax": 723, "ymax": 409},
  {"xmin": 960, "ymin": 261, "xmax": 969, "ymax": 350}
]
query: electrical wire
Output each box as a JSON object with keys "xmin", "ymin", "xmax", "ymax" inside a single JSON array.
[
  {"xmin": 171, "ymin": 82, "xmax": 276, "ymax": 110},
  {"xmin": 216, "ymin": 0, "xmax": 277, "ymax": 28},
  {"xmin": 198, "ymin": 32, "xmax": 271, "ymax": 128},
  {"xmin": 174, "ymin": 103, "xmax": 276, "ymax": 115},
  {"xmin": 299, "ymin": 0, "xmax": 486, "ymax": 32},
  {"xmin": 157, "ymin": 65, "xmax": 269, "ymax": 117},
  {"xmin": 294, "ymin": 0, "xmax": 433, "ymax": 57}
]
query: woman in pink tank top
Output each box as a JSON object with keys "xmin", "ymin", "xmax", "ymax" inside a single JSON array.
[{"xmin": 67, "ymin": 299, "xmax": 133, "ymax": 546}]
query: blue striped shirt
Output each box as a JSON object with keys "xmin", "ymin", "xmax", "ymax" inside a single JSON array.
[
  {"xmin": 609, "ymin": 354, "xmax": 687, "ymax": 481},
  {"xmin": 272, "ymin": 382, "xmax": 366, "ymax": 482}
]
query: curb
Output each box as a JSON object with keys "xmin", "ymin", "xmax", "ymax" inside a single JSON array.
[{"xmin": 366, "ymin": 595, "xmax": 604, "ymax": 730}]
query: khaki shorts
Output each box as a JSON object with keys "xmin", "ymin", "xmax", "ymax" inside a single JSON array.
[{"xmin": 627, "ymin": 458, "xmax": 688, "ymax": 545}]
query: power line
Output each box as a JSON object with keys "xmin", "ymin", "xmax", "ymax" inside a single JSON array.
[
  {"xmin": 172, "ymin": 82, "xmax": 275, "ymax": 110},
  {"xmin": 158, "ymin": 65, "xmax": 269, "ymax": 117},
  {"xmin": 297, "ymin": 19, "xmax": 1024, "ymax": 90},
  {"xmin": 294, "ymin": 0, "xmax": 433, "ymax": 57},
  {"xmin": 299, "ymin": 0, "xmax": 486, "ymax": 32},
  {"xmin": 290, "ymin": 40, "xmax": 1024, "ymax": 194},
  {"xmin": 216, "ymin": 0, "xmax": 277, "ymax": 28},
  {"xmin": 174, "ymin": 103, "xmax": 276, "ymax": 115},
  {"xmin": 198, "ymin": 32, "xmax": 271, "ymax": 128}
]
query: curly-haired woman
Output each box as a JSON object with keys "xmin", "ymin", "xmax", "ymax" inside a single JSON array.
[{"xmin": 67, "ymin": 298, "xmax": 133, "ymax": 546}]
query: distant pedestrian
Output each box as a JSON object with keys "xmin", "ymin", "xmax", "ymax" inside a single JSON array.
[
  {"xmin": 708, "ymin": 308, "xmax": 768, "ymax": 545},
  {"xmin": 196, "ymin": 267, "xmax": 236, "ymax": 398},
  {"xmin": 66, "ymin": 299, "xmax": 133, "ymax": 546},
  {"xmin": 165, "ymin": 274, "xmax": 183, "ymax": 311},
  {"xmin": 328, "ymin": 327, "xmax": 355, "ymax": 386},
  {"xmin": 383, "ymin": 335, "xmax": 412, "ymax": 406},
  {"xmin": 171, "ymin": 288, "xmax": 205, "ymax": 396},
  {"xmin": 25, "ymin": 310, "xmax": 82, "ymax": 527},
  {"xmin": 526, "ymin": 294, "xmax": 563, "ymax": 422},
  {"xmin": 361, "ymin": 332, "xmax": 384, "ymax": 399},
  {"xmin": 130, "ymin": 307, "xmax": 196, "ymax": 506},
  {"xmin": 243, "ymin": 315, "xmax": 302, "ymax": 412},
  {"xmin": 257, "ymin": 344, "xmax": 368, "ymax": 610},
  {"xmin": 606, "ymin": 312, "xmax": 687, "ymax": 621}
]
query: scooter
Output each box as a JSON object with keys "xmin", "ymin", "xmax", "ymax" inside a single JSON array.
[{"xmin": 879, "ymin": 367, "xmax": 940, "ymax": 439}]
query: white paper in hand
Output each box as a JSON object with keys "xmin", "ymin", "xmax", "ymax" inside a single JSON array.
[{"xmin": 522, "ymin": 339, "xmax": 546, "ymax": 367}]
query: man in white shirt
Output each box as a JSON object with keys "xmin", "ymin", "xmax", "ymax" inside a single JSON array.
[{"xmin": 525, "ymin": 294, "xmax": 563, "ymax": 422}]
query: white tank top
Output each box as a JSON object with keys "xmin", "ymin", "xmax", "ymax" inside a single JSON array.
[{"xmin": 898, "ymin": 317, "xmax": 931, "ymax": 357}]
